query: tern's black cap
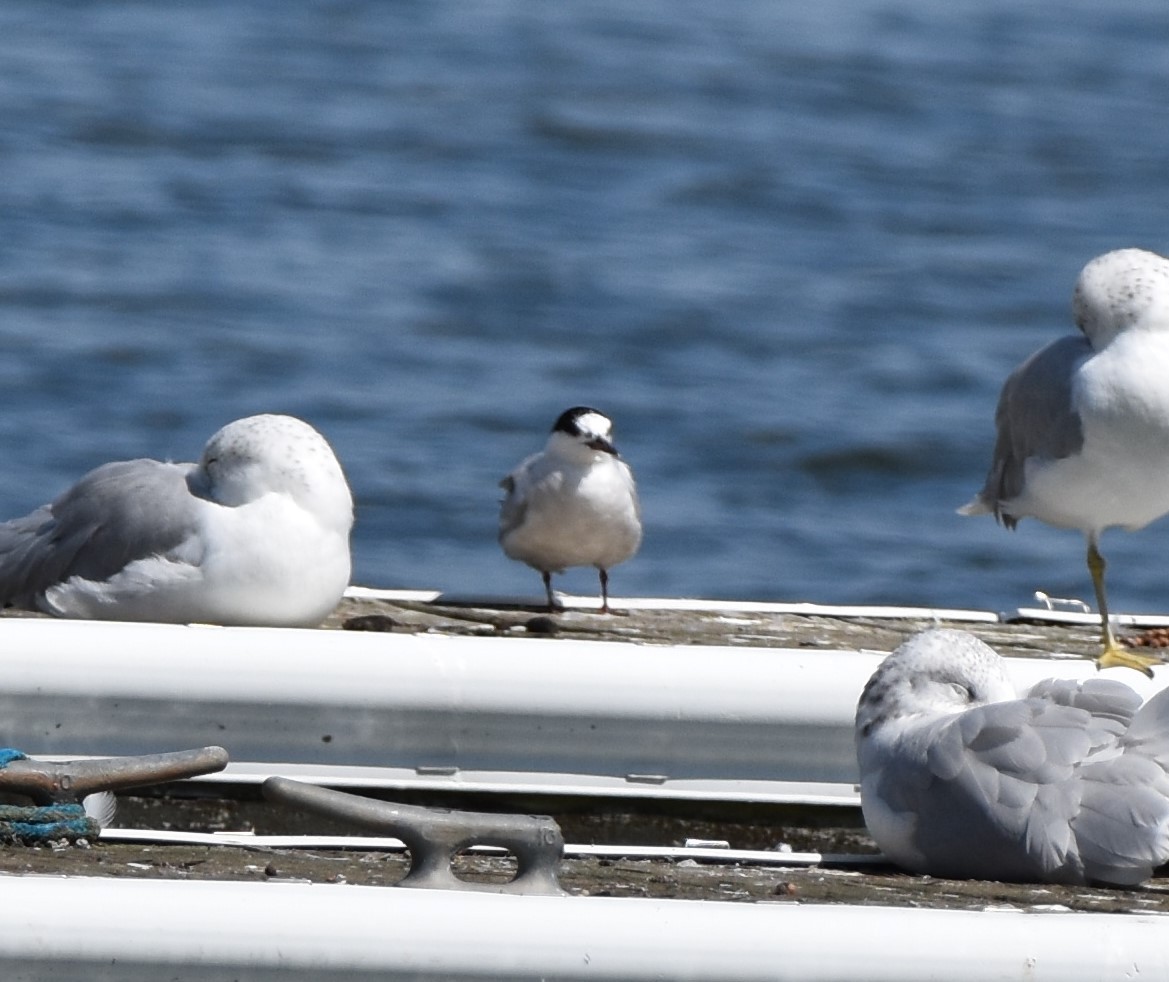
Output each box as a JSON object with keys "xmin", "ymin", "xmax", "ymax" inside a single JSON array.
[{"xmin": 552, "ymin": 406, "xmax": 607, "ymax": 436}]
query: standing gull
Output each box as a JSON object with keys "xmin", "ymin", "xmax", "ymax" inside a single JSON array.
[
  {"xmin": 499, "ymin": 406, "xmax": 642, "ymax": 612},
  {"xmin": 0, "ymin": 414, "xmax": 354, "ymax": 627},
  {"xmin": 856, "ymin": 628, "xmax": 1169, "ymax": 886},
  {"xmin": 962, "ymin": 248, "xmax": 1169, "ymax": 674}
]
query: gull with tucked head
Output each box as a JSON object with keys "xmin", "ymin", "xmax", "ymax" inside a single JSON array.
[
  {"xmin": 962, "ymin": 248, "xmax": 1169, "ymax": 674},
  {"xmin": 856, "ymin": 628, "xmax": 1169, "ymax": 886},
  {"xmin": 499, "ymin": 406, "xmax": 642, "ymax": 613},
  {"xmin": 0, "ymin": 414, "xmax": 354, "ymax": 627}
]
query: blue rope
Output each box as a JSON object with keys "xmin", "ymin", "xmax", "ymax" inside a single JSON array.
[{"xmin": 0, "ymin": 749, "xmax": 100, "ymax": 843}]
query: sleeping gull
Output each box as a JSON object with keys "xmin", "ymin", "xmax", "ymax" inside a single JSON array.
[
  {"xmin": 856, "ymin": 628, "xmax": 1169, "ymax": 886},
  {"xmin": 499, "ymin": 406, "xmax": 642, "ymax": 612},
  {"xmin": 0, "ymin": 414, "xmax": 353, "ymax": 627},
  {"xmin": 961, "ymin": 248, "xmax": 1169, "ymax": 674}
]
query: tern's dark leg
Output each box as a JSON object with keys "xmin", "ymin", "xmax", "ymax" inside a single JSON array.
[
  {"xmin": 599, "ymin": 568, "xmax": 610, "ymax": 614},
  {"xmin": 542, "ymin": 571, "xmax": 556, "ymax": 612},
  {"xmin": 1089, "ymin": 537, "xmax": 1157, "ymax": 676}
]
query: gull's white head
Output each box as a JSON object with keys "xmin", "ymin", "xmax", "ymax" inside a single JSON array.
[
  {"xmin": 547, "ymin": 406, "xmax": 619, "ymax": 460},
  {"xmin": 195, "ymin": 414, "xmax": 354, "ymax": 530},
  {"xmin": 855, "ymin": 629, "xmax": 1017, "ymax": 739},
  {"xmin": 1073, "ymin": 248, "xmax": 1169, "ymax": 349}
]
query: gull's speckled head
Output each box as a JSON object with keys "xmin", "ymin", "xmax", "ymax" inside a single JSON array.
[
  {"xmin": 855, "ymin": 628, "xmax": 1016, "ymax": 739},
  {"xmin": 1073, "ymin": 248, "xmax": 1169, "ymax": 349},
  {"xmin": 197, "ymin": 414, "xmax": 353, "ymax": 524}
]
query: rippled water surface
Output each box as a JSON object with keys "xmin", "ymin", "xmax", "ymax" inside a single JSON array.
[{"xmin": 4, "ymin": 0, "xmax": 1169, "ymax": 613}]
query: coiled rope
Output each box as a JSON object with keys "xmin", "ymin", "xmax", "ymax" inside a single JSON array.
[{"xmin": 0, "ymin": 750, "xmax": 100, "ymax": 843}]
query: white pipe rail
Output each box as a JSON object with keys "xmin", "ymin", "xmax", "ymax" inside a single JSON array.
[
  {"xmin": 0, "ymin": 616, "xmax": 1160, "ymax": 791},
  {"xmin": 346, "ymin": 585, "xmax": 1003, "ymax": 620},
  {"xmin": 100, "ymin": 825, "xmax": 877, "ymax": 868},
  {"xmin": 0, "ymin": 875, "xmax": 1165, "ymax": 981},
  {"xmin": 0, "ymin": 618, "xmax": 879, "ymax": 785}
]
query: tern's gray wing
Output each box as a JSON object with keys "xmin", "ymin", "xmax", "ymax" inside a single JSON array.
[
  {"xmin": 0, "ymin": 459, "xmax": 201, "ymax": 608},
  {"xmin": 970, "ymin": 334, "xmax": 1089, "ymax": 526},
  {"xmin": 880, "ymin": 693, "xmax": 1128, "ymax": 882},
  {"xmin": 498, "ymin": 473, "xmax": 527, "ymax": 540},
  {"xmin": 498, "ymin": 452, "xmax": 548, "ymax": 540}
]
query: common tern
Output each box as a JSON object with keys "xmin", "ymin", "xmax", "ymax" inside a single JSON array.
[{"xmin": 499, "ymin": 406, "xmax": 641, "ymax": 612}]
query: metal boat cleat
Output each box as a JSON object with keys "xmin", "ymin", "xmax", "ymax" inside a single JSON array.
[
  {"xmin": 0, "ymin": 746, "xmax": 230, "ymax": 805},
  {"xmin": 262, "ymin": 776, "xmax": 566, "ymax": 895}
]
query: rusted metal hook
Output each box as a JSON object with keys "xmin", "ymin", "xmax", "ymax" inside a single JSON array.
[{"xmin": 263, "ymin": 776, "xmax": 565, "ymax": 895}]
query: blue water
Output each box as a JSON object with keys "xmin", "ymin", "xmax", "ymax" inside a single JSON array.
[{"xmin": 4, "ymin": 0, "xmax": 1169, "ymax": 614}]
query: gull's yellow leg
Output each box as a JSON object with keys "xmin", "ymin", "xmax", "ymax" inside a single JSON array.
[{"xmin": 1089, "ymin": 539, "xmax": 1159, "ymax": 676}]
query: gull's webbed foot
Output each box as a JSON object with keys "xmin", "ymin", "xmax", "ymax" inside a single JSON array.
[{"xmin": 1096, "ymin": 642, "xmax": 1160, "ymax": 678}]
